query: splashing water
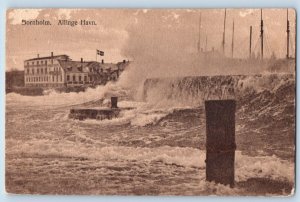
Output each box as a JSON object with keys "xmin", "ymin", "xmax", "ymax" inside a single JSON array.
[{"xmin": 6, "ymin": 73, "xmax": 295, "ymax": 195}]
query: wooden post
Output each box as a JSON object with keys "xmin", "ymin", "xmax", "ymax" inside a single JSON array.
[
  {"xmin": 205, "ymin": 100, "xmax": 236, "ymax": 187},
  {"xmin": 111, "ymin": 97, "xmax": 118, "ymax": 108}
]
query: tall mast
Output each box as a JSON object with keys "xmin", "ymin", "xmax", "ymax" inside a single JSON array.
[
  {"xmin": 197, "ymin": 12, "xmax": 202, "ymax": 53},
  {"xmin": 249, "ymin": 26, "xmax": 252, "ymax": 59},
  {"xmin": 286, "ymin": 9, "xmax": 290, "ymax": 59},
  {"xmin": 231, "ymin": 20, "xmax": 234, "ymax": 58},
  {"xmin": 295, "ymin": 10, "xmax": 297, "ymax": 59},
  {"xmin": 222, "ymin": 9, "xmax": 227, "ymax": 55},
  {"xmin": 260, "ymin": 9, "xmax": 264, "ymax": 59}
]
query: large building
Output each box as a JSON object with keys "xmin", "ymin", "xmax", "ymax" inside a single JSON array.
[{"xmin": 24, "ymin": 52, "xmax": 128, "ymax": 88}]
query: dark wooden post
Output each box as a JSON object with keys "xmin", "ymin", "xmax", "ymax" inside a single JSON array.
[
  {"xmin": 111, "ymin": 97, "xmax": 118, "ymax": 108},
  {"xmin": 205, "ymin": 100, "xmax": 236, "ymax": 187}
]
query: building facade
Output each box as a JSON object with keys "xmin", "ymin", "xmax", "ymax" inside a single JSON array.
[
  {"xmin": 24, "ymin": 53, "xmax": 68, "ymax": 87},
  {"xmin": 24, "ymin": 53, "xmax": 129, "ymax": 88}
]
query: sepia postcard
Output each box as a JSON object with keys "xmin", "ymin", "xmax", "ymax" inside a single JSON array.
[{"xmin": 5, "ymin": 8, "xmax": 295, "ymax": 196}]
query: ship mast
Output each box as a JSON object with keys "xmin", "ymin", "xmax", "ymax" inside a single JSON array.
[
  {"xmin": 249, "ymin": 26, "xmax": 252, "ymax": 59},
  {"xmin": 295, "ymin": 10, "xmax": 297, "ymax": 59},
  {"xmin": 231, "ymin": 20, "xmax": 234, "ymax": 58},
  {"xmin": 260, "ymin": 9, "xmax": 264, "ymax": 59},
  {"xmin": 222, "ymin": 9, "xmax": 227, "ymax": 55},
  {"xmin": 197, "ymin": 12, "xmax": 202, "ymax": 53},
  {"xmin": 286, "ymin": 9, "xmax": 290, "ymax": 59}
]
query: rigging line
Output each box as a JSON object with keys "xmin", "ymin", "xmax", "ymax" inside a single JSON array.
[
  {"xmin": 290, "ymin": 32, "xmax": 295, "ymax": 56},
  {"xmin": 253, "ymin": 34, "xmax": 261, "ymax": 53},
  {"xmin": 264, "ymin": 36, "xmax": 271, "ymax": 57},
  {"xmin": 235, "ymin": 37, "xmax": 250, "ymax": 58},
  {"xmin": 264, "ymin": 28, "xmax": 273, "ymax": 57}
]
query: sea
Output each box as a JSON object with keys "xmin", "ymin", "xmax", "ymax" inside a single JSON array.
[{"xmin": 5, "ymin": 73, "xmax": 295, "ymax": 195}]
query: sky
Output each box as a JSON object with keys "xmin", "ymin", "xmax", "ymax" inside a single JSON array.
[{"xmin": 6, "ymin": 8, "xmax": 296, "ymax": 71}]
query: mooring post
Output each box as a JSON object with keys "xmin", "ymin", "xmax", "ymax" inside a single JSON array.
[
  {"xmin": 205, "ymin": 99, "xmax": 236, "ymax": 187},
  {"xmin": 111, "ymin": 97, "xmax": 118, "ymax": 108}
]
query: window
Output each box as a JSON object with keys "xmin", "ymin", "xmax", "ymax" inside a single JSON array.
[
  {"xmin": 41, "ymin": 68, "xmax": 43, "ymax": 74},
  {"xmin": 52, "ymin": 76, "xmax": 54, "ymax": 82},
  {"xmin": 84, "ymin": 76, "xmax": 87, "ymax": 82},
  {"xmin": 67, "ymin": 75, "xmax": 70, "ymax": 81},
  {"xmin": 37, "ymin": 68, "xmax": 39, "ymax": 74},
  {"xmin": 27, "ymin": 68, "xmax": 30, "ymax": 74},
  {"xmin": 79, "ymin": 76, "xmax": 81, "ymax": 81},
  {"xmin": 73, "ymin": 75, "xmax": 76, "ymax": 81},
  {"xmin": 45, "ymin": 68, "xmax": 47, "ymax": 73},
  {"xmin": 37, "ymin": 61, "xmax": 39, "ymax": 65},
  {"xmin": 41, "ymin": 61, "xmax": 43, "ymax": 64},
  {"xmin": 32, "ymin": 69, "xmax": 34, "ymax": 75},
  {"xmin": 45, "ymin": 61, "xmax": 47, "ymax": 65},
  {"xmin": 32, "ymin": 62, "xmax": 34, "ymax": 65},
  {"xmin": 27, "ymin": 62, "xmax": 29, "ymax": 66}
]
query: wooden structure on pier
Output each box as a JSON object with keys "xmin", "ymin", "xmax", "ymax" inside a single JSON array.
[{"xmin": 205, "ymin": 99, "xmax": 236, "ymax": 187}]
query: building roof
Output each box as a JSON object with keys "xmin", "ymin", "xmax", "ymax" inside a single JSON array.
[
  {"xmin": 59, "ymin": 60, "xmax": 120, "ymax": 73},
  {"xmin": 58, "ymin": 60, "xmax": 95, "ymax": 73},
  {"xmin": 25, "ymin": 54, "xmax": 70, "ymax": 62},
  {"xmin": 99, "ymin": 63, "xmax": 118, "ymax": 71}
]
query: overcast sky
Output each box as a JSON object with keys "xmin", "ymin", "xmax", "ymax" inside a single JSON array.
[{"xmin": 6, "ymin": 9, "xmax": 296, "ymax": 71}]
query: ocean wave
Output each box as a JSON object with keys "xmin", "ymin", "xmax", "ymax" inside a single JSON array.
[{"xmin": 6, "ymin": 137, "xmax": 294, "ymax": 183}]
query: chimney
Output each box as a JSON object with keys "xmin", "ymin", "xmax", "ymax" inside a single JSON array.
[
  {"xmin": 37, "ymin": 54, "xmax": 40, "ymax": 58},
  {"xmin": 111, "ymin": 97, "xmax": 118, "ymax": 109},
  {"xmin": 51, "ymin": 52, "xmax": 53, "ymax": 58},
  {"xmin": 101, "ymin": 59, "xmax": 104, "ymax": 64},
  {"xmin": 79, "ymin": 58, "xmax": 83, "ymax": 71},
  {"xmin": 123, "ymin": 59, "xmax": 126, "ymax": 64}
]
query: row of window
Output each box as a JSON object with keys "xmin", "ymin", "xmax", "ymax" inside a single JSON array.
[
  {"xmin": 26, "ymin": 67, "xmax": 61, "ymax": 75},
  {"xmin": 26, "ymin": 83, "xmax": 64, "ymax": 88},
  {"xmin": 66, "ymin": 75, "xmax": 90, "ymax": 82},
  {"xmin": 26, "ymin": 60, "xmax": 53, "ymax": 66},
  {"xmin": 25, "ymin": 76, "xmax": 62, "ymax": 83}
]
